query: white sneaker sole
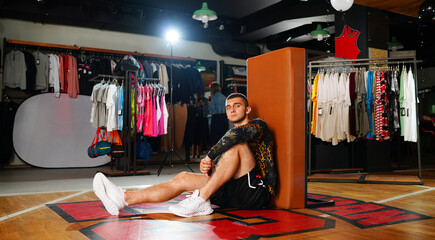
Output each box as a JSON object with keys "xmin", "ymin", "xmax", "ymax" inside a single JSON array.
[
  {"xmin": 93, "ymin": 173, "xmax": 120, "ymax": 216},
  {"xmin": 168, "ymin": 205, "xmax": 213, "ymax": 217}
]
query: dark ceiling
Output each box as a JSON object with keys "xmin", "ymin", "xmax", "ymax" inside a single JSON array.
[{"xmin": 0, "ymin": 0, "xmax": 434, "ymax": 61}]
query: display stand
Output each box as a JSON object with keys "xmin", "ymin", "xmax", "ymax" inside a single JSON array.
[
  {"xmin": 307, "ymin": 57, "xmax": 423, "ymax": 184},
  {"xmin": 96, "ymin": 70, "xmax": 150, "ymax": 177}
]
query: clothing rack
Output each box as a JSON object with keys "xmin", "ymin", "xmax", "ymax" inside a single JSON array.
[
  {"xmin": 137, "ymin": 77, "xmax": 160, "ymax": 81},
  {"xmin": 88, "ymin": 74, "xmax": 125, "ymax": 83},
  {"xmin": 95, "ymin": 70, "xmax": 151, "ymax": 177},
  {"xmin": 3, "ymin": 38, "xmax": 199, "ymax": 173},
  {"xmin": 227, "ymin": 82, "xmax": 247, "ymax": 88},
  {"xmin": 307, "ymin": 57, "xmax": 423, "ymax": 184}
]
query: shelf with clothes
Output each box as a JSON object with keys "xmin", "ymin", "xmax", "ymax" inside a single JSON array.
[
  {"xmin": 2, "ymin": 38, "xmax": 82, "ymax": 101},
  {"xmin": 219, "ymin": 61, "xmax": 247, "ymax": 96},
  {"xmin": 306, "ymin": 57, "xmax": 424, "ymax": 184}
]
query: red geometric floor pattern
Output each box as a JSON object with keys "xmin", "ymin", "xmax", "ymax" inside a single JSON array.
[
  {"xmin": 46, "ymin": 193, "xmax": 432, "ymax": 239},
  {"xmin": 307, "ymin": 193, "xmax": 432, "ymax": 229},
  {"xmin": 47, "ymin": 194, "xmax": 335, "ymax": 240}
]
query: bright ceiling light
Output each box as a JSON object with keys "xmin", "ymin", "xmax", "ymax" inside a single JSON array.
[{"xmin": 165, "ymin": 30, "xmax": 179, "ymax": 44}]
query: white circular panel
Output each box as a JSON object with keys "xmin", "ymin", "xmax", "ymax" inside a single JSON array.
[{"xmin": 13, "ymin": 93, "xmax": 110, "ymax": 168}]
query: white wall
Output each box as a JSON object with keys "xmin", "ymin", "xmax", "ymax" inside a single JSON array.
[
  {"xmin": 0, "ymin": 19, "xmax": 246, "ymax": 62},
  {"xmin": 0, "ymin": 18, "xmax": 246, "ymax": 84}
]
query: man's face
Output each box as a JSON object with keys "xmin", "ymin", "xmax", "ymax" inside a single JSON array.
[{"xmin": 225, "ymin": 97, "xmax": 250, "ymax": 124}]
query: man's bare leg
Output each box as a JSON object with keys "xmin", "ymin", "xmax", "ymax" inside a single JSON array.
[
  {"xmin": 124, "ymin": 173, "xmax": 209, "ymax": 205},
  {"xmin": 125, "ymin": 142, "xmax": 254, "ymax": 205},
  {"xmin": 199, "ymin": 142, "xmax": 256, "ymax": 201}
]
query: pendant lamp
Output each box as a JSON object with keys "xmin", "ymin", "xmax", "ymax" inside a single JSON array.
[
  {"xmin": 310, "ymin": 24, "xmax": 330, "ymax": 41},
  {"xmin": 192, "ymin": 2, "xmax": 217, "ymax": 28},
  {"xmin": 389, "ymin": 36, "xmax": 404, "ymax": 51},
  {"xmin": 194, "ymin": 61, "xmax": 206, "ymax": 72}
]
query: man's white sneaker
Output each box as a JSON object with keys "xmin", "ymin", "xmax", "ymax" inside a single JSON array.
[
  {"xmin": 93, "ymin": 172, "xmax": 127, "ymax": 215},
  {"xmin": 168, "ymin": 189, "xmax": 213, "ymax": 217}
]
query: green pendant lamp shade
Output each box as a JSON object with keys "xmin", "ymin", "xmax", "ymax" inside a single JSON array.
[
  {"xmin": 389, "ymin": 36, "xmax": 404, "ymax": 51},
  {"xmin": 193, "ymin": 2, "xmax": 217, "ymax": 23},
  {"xmin": 310, "ymin": 24, "xmax": 330, "ymax": 41},
  {"xmin": 194, "ymin": 61, "xmax": 206, "ymax": 72}
]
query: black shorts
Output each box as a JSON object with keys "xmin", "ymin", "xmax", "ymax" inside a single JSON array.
[{"xmin": 210, "ymin": 166, "xmax": 270, "ymax": 209}]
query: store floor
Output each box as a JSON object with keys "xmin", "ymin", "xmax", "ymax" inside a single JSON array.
[{"xmin": 1, "ymin": 156, "xmax": 435, "ymax": 239}]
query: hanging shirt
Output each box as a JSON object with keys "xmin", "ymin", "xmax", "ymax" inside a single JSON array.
[
  {"xmin": 404, "ymin": 68, "xmax": 418, "ymax": 142},
  {"xmin": 151, "ymin": 90, "xmax": 158, "ymax": 137},
  {"xmin": 48, "ymin": 54, "xmax": 60, "ymax": 97},
  {"xmin": 58, "ymin": 55, "xmax": 65, "ymax": 91},
  {"xmin": 144, "ymin": 86, "xmax": 154, "ymax": 136},
  {"xmin": 137, "ymin": 84, "xmax": 145, "ymax": 133},
  {"xmin": 159, "ymin": 64, "xmax": 169, "ymax": 94},
  {"xmin": 336, "ymin": 72, "xmax": 349, "ymax": 142},
  {"xmin": 343, "ymin": 72, "xmax": 355, "ymax": 142},
  {"xmin": 315, "ymin": 72, "xmax": 326, "ymax": 140},
  {"xmin": 162, "ymin": 94, "xmax": 169, "ymax": 135},
  {"xmin": 3, "ymin": 50, "xmax": 27, "ymax": 90},
  {"xmin": 399, "ymin": 67, "xmax": 407, "ymax": 137},
  {"xmin": 335, "ymin": 25, "xmax": 361, "ymax": 59},
  {"xmin": 366, "ymin": 71, "xmax": 375, "ymax": 139},
  {"xmin": 96, "ymin": 83, "xmax": 109, "ymax": 127},
  {"xmin": 348, "ymin": 72, "xmax": 357, "ymax": 136},
  {"xmin": 355, "ymin": 70, "xmax": 370, "ymax": 137},
  {"xmin": 67, "ymin": 56, "xmax": 80, "ymax": 98},
  {"xmin": 389, "ymin": 70, "xmax": 401, "ymax": 136},
  {"xmin": 156, "ymin": 90, "xmax": 162, "ymax": 135},
  {"xmin": 106, "ymin": 84, "xmax": 119, "ymax": 132},
  {"xmin": 33, "ymin": 51, "xmax": 49, "ymax": 91},
  {"xmin": 118, "ymin": 85, "xmax": 124, "ymax": 131},
  {"xmin": 90, "ymin": 82, "xmax": 103, "ymax": 128},
  {"xmin": 311, "ymin": 73, "xmax": 319, "ymax": 135},
  {"xmin": 22, "ymin": 51, "xmax": 37, "ymax": 91}
]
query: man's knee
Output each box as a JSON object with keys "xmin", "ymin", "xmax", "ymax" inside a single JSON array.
[
  {"xmin": 173, "ymin": 172, "xmax": 193, "ymax": 185},
  {"xmin": 227, "ymin": 142, "xmax": 250, "ymax": 153},
  {"xmin": 223, "ymin": 142, "xmax": 254, "ymax": 165}
]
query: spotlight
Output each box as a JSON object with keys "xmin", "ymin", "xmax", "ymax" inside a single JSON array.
[{"xmin": 165, "ymin": 30, "xmax": 179, "ymax": 44}]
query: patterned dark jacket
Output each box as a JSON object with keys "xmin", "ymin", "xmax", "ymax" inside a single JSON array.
[{"xmin": 207, "ymin": 118, "xmax": 276, "ymax": 195}]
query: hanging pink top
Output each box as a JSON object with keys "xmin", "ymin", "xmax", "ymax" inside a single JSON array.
[
  {"xmin": 151, "ymin": 91, "xmax": 158, "ymax": 137},
  {"xmin": 159, "ymin": 95, "xmax": 165, "ymax": 135},
  {"xmin": 143, "ymin": 86, "xmax": 154, "ymax": 136},
  {"xmin": 136, "ymin": 85, "xmax": 145, "ymax": 133}
]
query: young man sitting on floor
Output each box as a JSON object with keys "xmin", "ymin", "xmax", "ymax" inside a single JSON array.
[{"xmin": 93, "ymin": 93, "xmax": 276, "ymax": 217}]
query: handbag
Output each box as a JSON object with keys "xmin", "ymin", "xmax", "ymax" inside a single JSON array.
[
  {"xmin": 87, "ymin": 127, "xmax": 111, "ymax": 158},
  {"xmin": 113, "ymin": 55, "xmax": 140, "ymax": 75},
  {"xmin": 136, "ymin": 135, "xmax": 153, "ymax": 160},
  {"xmin": 107, "ymin": 130, "xmax": 125, "ymax": 158}
]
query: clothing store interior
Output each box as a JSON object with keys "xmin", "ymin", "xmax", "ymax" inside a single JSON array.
[{"xmin": 1, "ymin": 0, "xmax": 435, "ymax": 239}]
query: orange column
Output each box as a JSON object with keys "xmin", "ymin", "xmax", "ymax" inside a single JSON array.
[{"xmin": 247, "ymin": 47, "xmax": 306, "ymax": 209}]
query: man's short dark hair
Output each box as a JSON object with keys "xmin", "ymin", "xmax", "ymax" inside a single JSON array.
[{"xmin": 226, "ymin": 93, "xmax": 249, "ymax": 106}]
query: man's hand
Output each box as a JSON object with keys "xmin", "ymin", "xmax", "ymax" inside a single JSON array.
[{"xmin": 200, "ymin": 156, "xmax": 214, "ymax": 177}]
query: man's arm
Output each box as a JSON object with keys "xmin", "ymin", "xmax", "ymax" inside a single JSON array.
[{"xmin": 207, "ymin": 119, "xmax": 264, "ymax": 161}]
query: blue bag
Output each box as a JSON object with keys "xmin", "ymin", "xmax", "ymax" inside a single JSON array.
[
  {"xmin": 88, "ymin": 128, "xmax": 111, "ymax": 158},
  {"xmin": 136, "ymin": 135, "xmax": 153, "ymax": 162}
]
